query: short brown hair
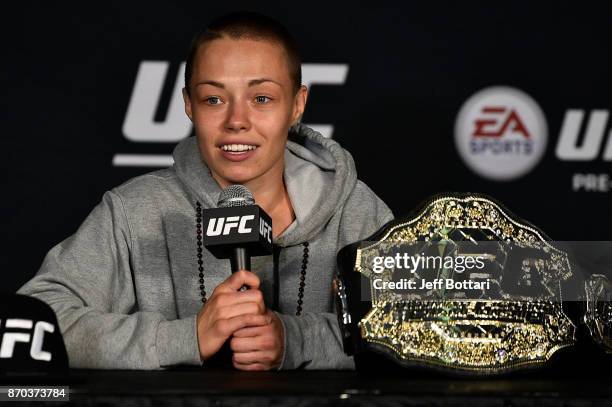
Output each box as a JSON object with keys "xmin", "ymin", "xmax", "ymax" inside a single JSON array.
[{"xmin": 184, "ymin": 12, "xmax": 302, "ymax": 94}]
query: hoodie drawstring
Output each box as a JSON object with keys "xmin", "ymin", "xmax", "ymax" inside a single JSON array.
[{"xmin": 271, "ymin": 242, "xmax": 309, "ymax": 315}]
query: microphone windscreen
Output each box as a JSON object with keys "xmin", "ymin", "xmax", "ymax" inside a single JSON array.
[{"xmin": 218, "ymin": 185, "xmax": 255, "ymax": 208}]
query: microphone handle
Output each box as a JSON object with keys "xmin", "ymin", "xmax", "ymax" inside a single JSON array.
[
  {"xmin": 231, "ymin": 247, "xmax": 251, "ymax": 291},
  {"xmin": 231, "ymin": 247, "xmax": 251, "ymax": 272}
]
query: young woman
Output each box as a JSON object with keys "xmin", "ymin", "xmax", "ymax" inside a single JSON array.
[{"xmin": 18, "ymin": 12, "xmax": 393, "ymax": 371}]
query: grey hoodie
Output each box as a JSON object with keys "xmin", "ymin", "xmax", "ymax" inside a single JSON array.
[{"xmin": 17, "ymin": 124, "xmax": 393, "ymax": 370}]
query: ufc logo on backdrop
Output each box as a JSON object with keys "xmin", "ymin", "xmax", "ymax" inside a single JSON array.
[
  {"xmin": 556, "ymin": 110, "xmax": 612, "ymax": 160},
  {"xmin": 556, "ymin": 110, "xmax": 612, "ymax": 192},
  {"xmin": 0, "ymin": 319, "xmax": 54, "ymax": 361},
  {"xmin": 115, "ymin": 61, "xmax": 349, "ymax": 167},
  {"xmin": 206, "ymin": 215, "xmax": 255, "ymax": 236}
]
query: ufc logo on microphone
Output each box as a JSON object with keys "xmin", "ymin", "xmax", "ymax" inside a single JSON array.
[
  {"xmin": 206, "ymin": 215, "xmax": 255, "ymax": 236},
  {"xmin": 0, "ymin": 319, "xmax": 55, "ymax": 361},
  {"xmin": 259, "ymin": 218, "xmax": 272, "ymax": 243}
]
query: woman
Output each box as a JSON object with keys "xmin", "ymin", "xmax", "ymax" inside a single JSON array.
[{"xmin": 18, "ymin": 12, "xmax": 393, "ymax": 370}]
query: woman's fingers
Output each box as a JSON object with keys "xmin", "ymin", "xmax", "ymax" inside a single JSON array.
[
  {"xmin": 232, "ymin": 325, "xmax": 267, "ymax": 338},
  {"xmin": 217, "ymin": 270, "xmax": 261, "ymax": 292},
  {"xmin": 217, "ymin": 313, "xmax": 271, "ymax": 337},
  {"xmin": 230, "ymin": 332, "xmax": 275, "ymax": 352},
  {"xmin": 232, "ymin": 350, "xmax": 275, "ymax": 366}
]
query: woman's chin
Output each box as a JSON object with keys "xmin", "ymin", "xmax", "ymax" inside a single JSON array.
[{"xmin": 215, "ymin": 169, "xmax": 258, "ymax": 187}]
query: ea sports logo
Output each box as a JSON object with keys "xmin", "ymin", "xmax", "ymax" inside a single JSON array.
[{"xmin": 455, "ymin": 86, "xmax": 548, "ymax": 181}]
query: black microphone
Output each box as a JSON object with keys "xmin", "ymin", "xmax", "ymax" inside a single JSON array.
[
  {"xmin": 201, "ymin": 185, "xmax": 273, "ymax": 274},
  {"xmin": 199, "ymin": 186, "xmax": 273, "ymax": 369}
]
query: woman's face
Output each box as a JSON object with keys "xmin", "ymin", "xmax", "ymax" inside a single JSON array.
[{"xmin": 183, "ymin": 37, "xmax": 307, "ymax": 189}]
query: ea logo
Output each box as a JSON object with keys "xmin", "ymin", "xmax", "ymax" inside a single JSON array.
[{"xmin": 455, "ymin": 86, "xmax": 548, "ymax": 181}]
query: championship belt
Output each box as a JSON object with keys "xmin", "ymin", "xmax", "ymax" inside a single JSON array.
[
  {"xmin": 335, "ymin": 193, "xmax": 582, "ymax": 374},
  {"xmin": 584, "ymin": 274, "xmax": 612, "ymax": 353}
]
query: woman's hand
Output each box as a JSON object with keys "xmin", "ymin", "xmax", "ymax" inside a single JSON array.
[
  {"xmin": 230, "ymin": 310, "xmax": 284, "ymax": 370},
  {"xmin": 196, "ymin": 270, "xmax": 269, "ymax": 361}
]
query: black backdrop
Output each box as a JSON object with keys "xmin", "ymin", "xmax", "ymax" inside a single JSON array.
[{"xmin": 2, "ymin": 1, "xmax": 611, "ymax": 293}]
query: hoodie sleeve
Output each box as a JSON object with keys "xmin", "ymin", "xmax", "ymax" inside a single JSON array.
[
  {"xmin": 17, "ymin": 190, "xmax": 202, "ymax": 369},
  {"xmin": 337, "ymin": 181, "xmax": 394, "ymax": 249},
  {"xmin": 276, "ymin": 181, "xmax": 394, "ymax": 370},
  {"xmin": 276, "ymin": 311, "xmax": 353, "ymax": 369}
]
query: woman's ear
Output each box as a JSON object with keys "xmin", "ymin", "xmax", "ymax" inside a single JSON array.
[
  {"xmin": 182, "ymin": 87, "xmax": 193, "ymax": 122},
  {"xmin": 291, "ymin": 85, "xmax": 308, "ymax": 126}
]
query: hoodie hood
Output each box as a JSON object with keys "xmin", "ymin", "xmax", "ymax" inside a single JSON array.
[{"xmin": 172, "ymin": 123, "xmax": 358, "ymax": 247}]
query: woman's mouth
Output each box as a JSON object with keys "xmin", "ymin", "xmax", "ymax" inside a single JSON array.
[
  {"xmin": 220, "ymin": 144, "xmax": 258, "ymax": 153},
  {"xmin": 219, "ymin": 144, "xmax": 258, "ymax": 162}
]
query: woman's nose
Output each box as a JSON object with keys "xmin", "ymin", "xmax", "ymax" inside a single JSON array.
[{"xmin": 225, "ymin": 101, "xmax": 251, "ymax": 133}]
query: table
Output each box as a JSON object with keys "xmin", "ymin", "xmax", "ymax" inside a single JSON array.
[{"xmin": 3, "ymin": 365, "xmax": 612, "ymax": 406}]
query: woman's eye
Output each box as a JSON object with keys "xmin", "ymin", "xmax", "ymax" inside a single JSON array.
[
  {"xmin": 254, "ymin": 95, "xmax": 271, "ymax": 104},
  {"xmin": 204, "ymin": 96, "xmax": 222, "ymax": 105}
]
